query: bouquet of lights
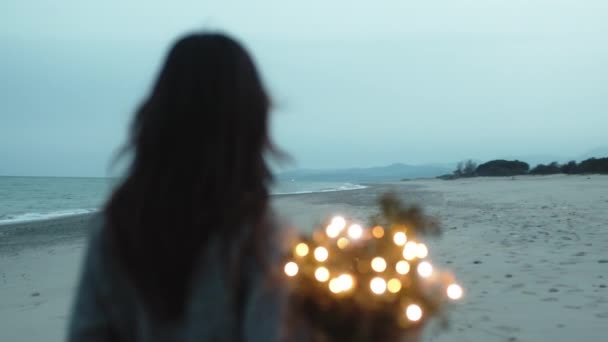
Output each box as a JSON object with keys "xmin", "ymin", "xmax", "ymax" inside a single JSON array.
[{"xmin": 283, "ymin": 194, "xmax": 463, "ymax": 341}]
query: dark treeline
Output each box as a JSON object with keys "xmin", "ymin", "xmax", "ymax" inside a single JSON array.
[{"xmin": 439, "ymin": 157, "xmax": 608, "ymax": 179}]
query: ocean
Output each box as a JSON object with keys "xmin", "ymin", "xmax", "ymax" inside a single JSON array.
[{"xmin": 0, "ymin": 176, "xmax": 365, "ymax": 225}]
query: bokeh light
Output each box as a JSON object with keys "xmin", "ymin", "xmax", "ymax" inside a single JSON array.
[
  {"xmin": 403, "ymin": 241, "xmax": 417, "ymax": 260},
  {"xmin": 393, "ymin": 232, "xmax": 407, "ymax": 246},
  {"xmin": 371, "ymin": 257, "xmax": 387, "ymax": 272},
  {"xmin": 370, "ymin": 277, "xmax": 387, "ymax": 295},
  {"xmin": 315, "ymin": 267, "xmax": 330, "ymax": 282},
  {"xmin": 284, "ymin": 262, "xmax": 299, "ymax": 277},
  {"xmin": 372, "ymin": 226, "xmax": 385, "ymax": 238},
  {"xmin": 337, "ymin": 237, "xmax": 349, "ymax": 249},
  {"xmin": 417, "ymin": 261, "xmax": 433, "ymax": 278},
  {"xmin": 395, "ymin": 260, "xmax": 410, "ymax": 275},
  {"xmin": 406, "ymin": 304, "xmax": 423, "ymax": 321},
  {"xmin": 415, "ymin": 243, "xmax": 428, "ymax": 259},
  {"xmin": 387, "ymin": 278, "xmax": 402, "ymax": 293},
  {"xmin": 348, "ymin": 224, "xmax": 363, "ymax": 239},
  {"xmin": 331, "ymin": 216, "xmax": 347, "ymax": 231},
  {"xmin": 314, "ymin": 246, "xmax": 329, "ymax": 262},
  {"xmin": 447, "ymin": 283, "xmax": 463, "ymax": 300},
  {"xmin": 294, "ymin": 243, "xmax": 309, "ymax": 257}
]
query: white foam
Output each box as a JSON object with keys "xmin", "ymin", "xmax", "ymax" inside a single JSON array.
[
  {"xmin": 272, "ymin": 183, "xmax": 367, "ymax": 195},
  {"xmin": 0, "ymin": 208, "xmax": 98, "ymax": 226}
]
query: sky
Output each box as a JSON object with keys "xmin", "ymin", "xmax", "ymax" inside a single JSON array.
[{"xmin": 1, "ymin": 0, "xmax": 607, "ymax": 177}]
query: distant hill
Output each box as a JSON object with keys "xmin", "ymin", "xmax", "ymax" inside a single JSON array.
[{"xmin": 277, "ymin": 163, "xmax": 452, "ymax": 182}]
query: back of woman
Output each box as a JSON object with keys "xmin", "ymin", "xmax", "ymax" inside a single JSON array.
[{"xmin": 67, "ymin": 32, "xmax": 288, "ymax": 341}]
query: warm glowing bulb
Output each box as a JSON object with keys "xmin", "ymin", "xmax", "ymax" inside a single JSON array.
[
  {"xmin": 396, "ymin": 260, "xmax": 411, "ymax": 275},
  {"xmin": 284, "ymin": 262, "xmax": 299, "ymax": 277},
  {"xmin": 371, "ymin": 257, "xmax": 387, "ymax": 272},
  {"xmin": 331, "ymin": 216, "xmax": 346, "ymax": 231},
  {"xmin": 337, "ymin": 274, "xmax": 354, "ymax": 292},
  {"xmin": 447, "ymin": 283, "xmax": 463, "ymax": 300},
  {"xmin": 417, "ymin": 261, "xmax": 433, "ymax": 278},
  {"xmin": 329, "ymin": 278, "xmax": 341, "ymax": 293},
  {"xmin": 403, "ymin": 241, "xmax": 417, "ymax": 260},
  {"xmin": 415, "ymin": 243, "xmax": 428, "ymax": 259},
  {"xmin": 387, "ymin": 278, "xmax": 402, "ymax": 293},
  {"xmin": 393, "ymin": 232, "xmax": 407, "ymax": 246},
  {"xmin": 294, "ymin": 243, "xmax": 309, "ymax": 257},
  {"xmin": 371, "ymin": 226, "xmax": 385, "ymax": 238},
  {"xmin": 314, "ymin": 247, "xmax": 329, "ymax": 262},
  {"xmin": 370, "ymin": 277, "xmax": 387, "ymax": 295},
  {"xmin": 337, "ymin": 237, "xmax": 349, "ymax": 249},
  {"xmin": 315, "ymin": 267, "xmax": 330, "ymax": 282},
  {"xmin": 326, "ymin": 224, "xmax": 341, "ymax": 238},
  {"xmin": 347, "ymin": 224, "xmax": 363, "ymax": 239},
  {"xmin": 406, "ymin": 304, "xmax": 423, "ymax": 322}
]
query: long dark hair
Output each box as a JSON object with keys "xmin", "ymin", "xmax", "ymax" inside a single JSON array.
[{"xmin": 104, "ymin": 33, "xmax": 275, "ymax": 320}]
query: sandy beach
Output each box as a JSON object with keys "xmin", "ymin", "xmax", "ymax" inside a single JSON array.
[{"xmin": 1, "ymin": 175, "xmax": 607, "ymax": 341}]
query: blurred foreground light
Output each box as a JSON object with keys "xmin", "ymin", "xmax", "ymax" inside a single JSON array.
[
  {"xmin": 393, "ymin": 232, "xmax": 407, "ymax": 246},
  {"xmin": 326, "ymin": 224, "xmax": 341, "ymax": 238},
  {"xmin": 387, "ymin": 278, "xmax": 402, "ymax": 293},
  {"xmin": 347, "ymin": 224, "xmax": 363, "ymax": 239},
  {"xmin": 447, "ymin": 283, "xmax": 463, "ymax": 300},
  {"xmin": 403, "ymin": 241, "xmax": 417, "ymax": 260},
  {"xmin": 370, "ymin": 277, "xmax": 387, "ymax": 295},
  {"xmin": 417, "ymin": 261, "xmax": 433, "ymax": 278},
  {"xmin": 315, "ymin": 267, "xmax": 330, "ymax": 282},
  {"xmin": 314, "ymin": 247, "xmax": 329, "ymax": 262},
  {"xmin": 371, "ymin": 257, "xmax": 387, "ymax": 272},
  {"xmin": 337, "ymin": 237, "xmax": 349, "ymax": 249},
  {"xmin": 329, "ymin": 278, "xmax": 341, "ymax": 294},
  {"xmin": 337, "ymin": 274, "xmax": 354, "ymax": 292},
  {"xmin": 406, "ymin": 304, "xmax": 423, "ymax": 322},
  {"xmin": 284, "ymin": 262, "xmax": 299, "ymax": 277},
  {"xmin": 331, "ymin": 216, "xmax": 346, "ymax": 231},
  {"xmin": 294, "ymin": 243, "xmax": 309, "ymax": 257},
  {"xmin": 372, "ymin": 226, "xmax": 385, "ymax": 238},
  {"xmin": 415, "ymin": 243, "xmax": 428, "ymax": 259},
  {"xmin": 396, "ymin": 260, "xmax": 410, "ymax": 275}
]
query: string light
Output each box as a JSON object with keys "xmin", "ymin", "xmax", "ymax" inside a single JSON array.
[
  {"xmin": 348, "ymin": 224, "xmax": 363, "ymax": 239},
  {"xmin": 387, "ymin": 278, "xmax": 402, "ymax": 293},
  {"xmin": 337, "ymin": 237, "xmax": 350, "ymax": 249},
  {"xmin": 370, "ymin": 277, "xmax": 387, "ymax": 295},
  {"xmin": 315, "ymin": 267, "xmax": 330, "ymax": 282},
  {"xmin": 447, "ymin": 284, "xmax": 463, "ymax": 300},
  {"xmin": 371, "ymin": 257, "xmax": 387, "ymax": 272},
  {"xmin": 282, "ymin": 199, "xmax": 464, "ymax": 339},
  {"xmin": 415, "ymin": 243, "xmax": 428, "ymax": 259},
  {"xmin": 284, "ymin": 262, "xmax": 299, "ymax": 277},
  {"xmin": 294, "ymin": 243, "xmax": 309, "ymax": 257},
  {"xmin": 326, "ymin": 224, "xmax": 341, "ymax": 238},
  {"xmin": 314, "ymin": 246, "xmax": 329, "ymax": 262},
  {"xmin": 331, "ymin": 216, "xmax": 347, "ymax": 231},
  {"xmin": 372, "ymin": 226, "xmax": 385, "ymax": 238},
  {"xmin": 395, "ymin": 260, "xmax": 411, "ymax": 275},
  {"xmin": 393, "ymin": 232, "xmax": 407, "ymax": 246},
  {"xmin": 406, "ymin": 304, "xmax": 423, "ymax": 322},
  {"xmin": 403, "ymin": 241, "xmax": 417, "ymax": 260},
  {"xmin": 417, "ymin": 261, "xmax": 433, "ymax": 278}
]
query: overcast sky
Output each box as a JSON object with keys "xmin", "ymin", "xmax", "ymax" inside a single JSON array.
[{"xmin": 1, "ymin": 1, "xmax": 607, "ymax": 177}]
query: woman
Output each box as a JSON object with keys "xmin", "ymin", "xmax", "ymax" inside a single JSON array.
[{"xmin": 68, "ymin": 32, "xmax": 288, "ymax": 341}]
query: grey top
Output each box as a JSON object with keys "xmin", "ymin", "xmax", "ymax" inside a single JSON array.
[{"xmin": 67, "ymin": 216, "xmax": 290, "ymax": 342}]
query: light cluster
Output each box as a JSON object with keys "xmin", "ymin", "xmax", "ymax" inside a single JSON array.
[{"xmin": 283, "ymin": 213, "xmax": 463, "ymax": 336}]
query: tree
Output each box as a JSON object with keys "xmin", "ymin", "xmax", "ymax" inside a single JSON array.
[{"xmin": 476, "ymin": 160, "xmax": 530, "ymax": 177}]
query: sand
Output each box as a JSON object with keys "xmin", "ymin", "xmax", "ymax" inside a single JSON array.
[{"xmin": 1, "ymin": 175, "xmax": 607, "ymax": 341}]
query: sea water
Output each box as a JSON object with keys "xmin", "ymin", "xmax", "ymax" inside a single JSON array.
[{"xmin": 0, "ymin": 176, "xmax": 365, "ymax": 225}]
